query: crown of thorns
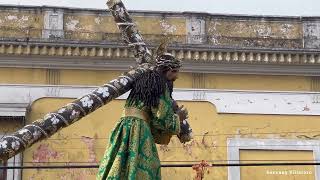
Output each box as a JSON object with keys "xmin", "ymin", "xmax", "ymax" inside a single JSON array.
[{"xmin": 156, "ymin": 53, "xmax": 182, "ymax": 69}]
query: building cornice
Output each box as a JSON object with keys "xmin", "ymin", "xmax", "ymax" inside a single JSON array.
[
  {"xmin": 0, "ymin": 40, "xmax": 319, "ymax": 75},
  {"xmin": 1, "ymin": 56, "xmax": 320, "ymax": 76}
]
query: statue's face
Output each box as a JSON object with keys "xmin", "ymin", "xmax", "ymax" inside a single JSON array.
[{"xmin": 166, "ymin": 68, "xmax": 180, "ymax": 81}]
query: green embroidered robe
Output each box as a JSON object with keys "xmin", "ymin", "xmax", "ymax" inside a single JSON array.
[{"xmin": 97, "ymin": 90, "xmax": 180, "ymax": 180}]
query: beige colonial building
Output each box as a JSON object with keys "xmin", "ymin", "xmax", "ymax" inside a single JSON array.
[{"xmin": 0, "ymin": 4, "xmax": 320, "ymax": 180}]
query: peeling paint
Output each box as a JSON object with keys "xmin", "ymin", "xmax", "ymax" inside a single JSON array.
[
  {"xmin": 160, "ymin": 19, "xmax": 177, "ymax": 34},
  {"xmin": 303, "ymin": 22, "xmax": 320, "ymax": 48},
  {"xmin": 6, "ymin": 15, "xmax": 18, "ymax": 20},
  {"xmin": 182, "ymin": 141, "xmax": 194, "ymax": 156},
  {"xmin": 281, "ymin": 24, "xmax": 293, "ymax": 34},
  {"xmin": 66, "ymin": 18, "xmax": 80, "ymax": 31},
  {"xmin": 255, "ymin": 24, "xmax": 272, "ymax": 37},
  {"xmin": 63, "ymin": 168, "xmax": 96, "ymax": 180},
  {"xmin": 22, "ymin": 15, "xmax": 29, "ymax": 21},
  {"xmin": 207, "ymin": 19, "xmax": 302, "ymax": 48},
  {"xmin": 32, "ymin": 143, "xmax": 62, "ymax": 163},
  {"xmin": 94, "ymin": 17, "xmax": 102, "ymax": 25},
  {"xmin": 1, "ymin": 14, "xmax": 32, "ymax": 29},
  {"xmin": 81, "ymin": 136, "xmax": 97, "ymax": 163},
  {"xmin": 201, "ymin": 132, "xmax": 210, "ymax": 148}
]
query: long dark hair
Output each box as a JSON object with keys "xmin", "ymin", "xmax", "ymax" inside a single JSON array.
[
  {"xmin": 127, "ymin": 69, "xmax": 168, "ymax": 107},
  {"xmin": 166, "ymin": 80, "xmax": 174, "ymax": 98}
]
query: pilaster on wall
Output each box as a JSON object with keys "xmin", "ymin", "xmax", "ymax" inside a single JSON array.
[
  {"xmin": 186, "ymin": 16, "xmax": 206, "ymax": 44},
  {"xmin": 311, "ymin": 77, "xmax": 320, "ymax": 104},
  {"xmin": 46, "ymin": 69, "xmax": 60, "ymax": 85},
  {"xmin": 303, "ymin": 20, "xmax": 320, "ymax": 49},
  {"xmin": 42, "ymin": 9, "xmax": 64, "ymax": 39},
  {"xmin": 311, "ymin": 77, "xmax": 320, "ymax": 91},
  {"xmin": 192, "ymin": 73, "xmax": 206, "ymax": 89},
  {"xmin": 192, "ymin": 73, "xmax": 207, "ymax": 100}
]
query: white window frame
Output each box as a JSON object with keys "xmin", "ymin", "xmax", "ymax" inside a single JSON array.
[
  {"xmin": 227, "ymin": 138, "xmax": 320, "ymax": 180},
  {"xmin": 0, "ymin": 135, "xmax": 22, "ymax": 180}
]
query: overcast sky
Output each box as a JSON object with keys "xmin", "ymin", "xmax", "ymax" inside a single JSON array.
[{"xmin": 0, "ymin": 0, "xmax": 319, "ymax": 16}]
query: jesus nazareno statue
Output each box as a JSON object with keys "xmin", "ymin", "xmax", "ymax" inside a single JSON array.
[
  {"xmin": 96, "ymin": 1, "xmax": 193, "ymax": 179},
  {"xmin": 97, "ymin": 53, "xmax": 189, "ymax": 180}
]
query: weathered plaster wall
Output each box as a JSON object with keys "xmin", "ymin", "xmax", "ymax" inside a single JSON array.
[
  {"xmin": 0, "ymin": 9, "xmax": 43, "ymax": 38},
  {"xmin": 22, "ymin": 98, "xmax": 320, "ymax": 180},
  {"xmin": 135, "ymin": 16, "xmax": 186, "ymax": 43},
  {"xmin": 303, "ymin": 20, "xmax": 320, "ymax": 49},
  {"xmin": 63, "ymin": 12, "xmax": 186, "ymax": 43},
  {"xmin": 64, "ymin": 14, "xmax": 118, "ymax": 41},
  {"xmin": 0, "ymin": 5, "xmax": 319, "ymax": 180},
  {"xmin": 62, "ymin": 11, "xmax": 310, "ymax": 48},
  {"xmin": 0, "ymin": 68, "xmax": 313, "ymax": 91},
  {"xmin": 0, "ymin": 6, "xmax": 318, "ymax": 49},
  {"xmin": 206, "ymin": 19, "xmax": 303, "ymax": 48}
]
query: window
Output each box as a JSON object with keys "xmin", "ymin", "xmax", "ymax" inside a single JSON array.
[
  {"xmin": 227, "ymin": 138, "xmax": 320, "ymax": 180},
  {"xmin": 0, "ymin": 160, "xmax": 7, "ymax": 180}
]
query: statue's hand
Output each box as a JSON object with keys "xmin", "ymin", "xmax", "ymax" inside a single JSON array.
[
  {"xmin": 177, "ymin": 105, "xmax": 189, "ymax": 122},
  {"xmin": 178, "ymin": 119, "xmax": 193, "ymax": 143},
  {"xmin": 172, "ymin": 101, "xmax": 193, "ymax": 143},
  {"xmin": 172, "ymin": 100, "xmax": 179, "ymax": 112}
]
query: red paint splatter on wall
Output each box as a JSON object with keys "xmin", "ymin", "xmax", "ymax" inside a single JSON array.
[
  {"xmin": 201, "ymin": 132, "xmax": 210, "ymax": 148},
  {"xmin": 183, "ymin": 141, "xmax": 194, "ymax": 156},
  {"xmin": 81, "ymin": 136, "xmax": 97, "ymax": 163},
  {"xmin": 32, "ymin": 144, "xmax": 62, "ymax": 163}
]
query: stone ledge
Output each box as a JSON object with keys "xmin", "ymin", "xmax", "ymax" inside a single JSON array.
[
  {"xmin": 0, "ymin": 41, "xmax": 319, "ymax": 65},
  {"xmin": 1, "ymin": 56, "xmax": 320, "ymax": 76}
]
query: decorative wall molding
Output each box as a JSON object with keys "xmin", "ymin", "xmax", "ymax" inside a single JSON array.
[
  {"xmin": 0, "ymin": 41, "xmax": 319, "ymax": 66},
  {"xmin": 1, "ymin": 84, "xmax": 320, "ymax": 116},
  {"xmin": 173, "ymin": 89, "xmax": 320, "ymax": 115},
  {"xmin": 227, "ymin": 138, "xmax": 320, "ymax": 180},
  {"xmin": 1, "ymin": 55, "xmax": 320, "ymax": 76}
]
